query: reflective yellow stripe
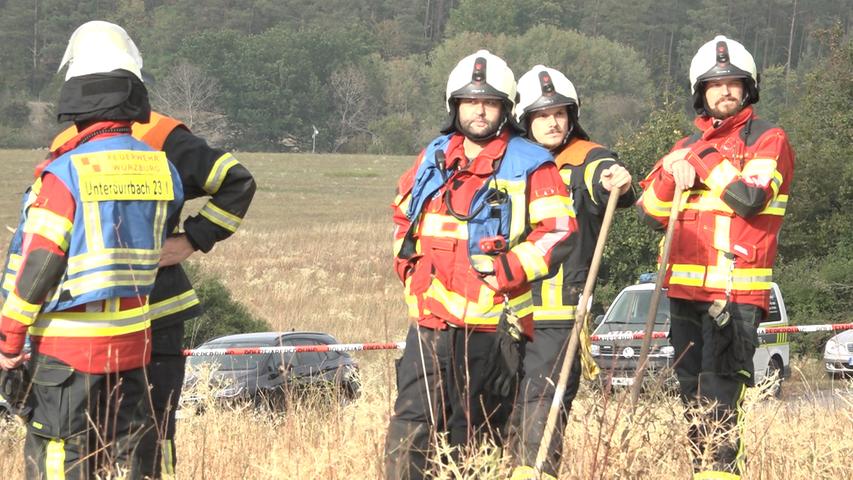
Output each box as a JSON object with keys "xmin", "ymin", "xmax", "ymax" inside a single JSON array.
[
  {"xmin": 23, "ymin": 208, "xmax": 73, "ymax": 250},
  {"xmin": 705, "ymin": 160, "xmax": 740, "ymax": 194},
  {"xmin": 148, "ymin": 290, "xmax": 201, "ymax": 321},
  {"xmin": 511, "ymin": 465, "xmax": 557, "ymax": 480},
  {"xmin": 203, "ymin": 153, "xmax": 239, "ymax": 194},
  {"xmin": 153, "ymin": 198, "xmax": 169, "ymax": 249},
  {"xmin": 67, "ymin": 248, "xmax": 161, "ymax": 276},
  {"xmin": 62, "ymin": 269, "xmax": 158, "ymax": 297},
  {"xmin": 762, "ymin": 194, "xmax": 787, "ymax": 216},
  {"xmin": 83, "ymin": 201, "xmax": 104, "ymax": 252},
  {"xmin": 30, "ymin": 304, "xmax": 151, "ymax": 337},
  {"xmin": 558, "ymin": 169, "xmax": 572, "ymax": 186},
  {"xmin": 161, "ymin": 439, "xmax": 175, "ymax": 477},
  {"xmin": 2, "ymin": 273, "xmax": 15, "ymax": 295},
  {"xmin": 512, "ymin": 242, "xmax": 549, "ymax": 281},
  {"xmin": 640, "ymin": 184, "xmax": 672, "ymax": 217},
  {"xmin": 537, "ymin": 265, "xmax": 563, "ymax": 311},
  {"xmin": 7, "ymin": 254, "xmax": 23, "ymax": 272},
  {"xmin": 199, "ymin": 202, "xmax": 242, "ymax": 233},
  {"xmin": 420, "ymin": 213, "xmax": 467, "ymax": 240},
  {"xmin": 532, "ymin": 306, "xmax": 576, "ymax": 321},
  {"xmin": 425, "ymin": 276, "xmax": 533, "ymax": 325},
  {"xmin": 714, "ymin": 216, "xmax": 731, "ymax": 253},
  {"xmin": 1, "ymin": 292, "xmax": 41, "ymax": 325},
  {"xmin": 395, "ymin": 194, "xmax": 411, "ymax": 215},
  {"xmin": 693, "ymin": 472, "xmax": 740, "ymax": 480},
  {"xmin": 403, "ymin": 277, "xmax": 420, "ymax": 318},
  {"xmin": 769, "ymin": 170, "xmax": 783, "ymax": 197},
  {"xmin": 392, "ymin": 238, "xmax": 404, "ymax": 256},
  {"xmin": 584, "ymin": 159, "xmax": 606, "ymax": 205},
  {"xmin": 706, "ymin": 266, "xmax": 772, "ymax": 291},
  {"xmin": 670, "ymin": 264, "xmax": 705, "ymax": 287},
  {"xmin": 682, "ymin": 189, "xmax": 733, "ymax": 214},
  {"xmin": 105, "ymin": 297, "xmax": 121, "ymax": 313},
  {"xmin": 529, "ymin": 194, "xmax": 574, "ymax": 224},
  {"xmin": 45, "ymin": 438, "xmax": 66, "ymax": 480}
]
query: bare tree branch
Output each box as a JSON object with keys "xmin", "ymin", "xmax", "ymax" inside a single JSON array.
[{"xmin": 151, "ymin": 61, "xmax": 231, "ymax": 146}]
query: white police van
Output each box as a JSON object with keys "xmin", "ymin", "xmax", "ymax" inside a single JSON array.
[{"xmin": 590, "ymin": 277, "xmax": 790, "ymax": 394}]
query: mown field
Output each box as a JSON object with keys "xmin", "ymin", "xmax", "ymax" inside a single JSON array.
[{"xmin": 0, "ymin": 149, "xmax": 851, "ymax": 479}]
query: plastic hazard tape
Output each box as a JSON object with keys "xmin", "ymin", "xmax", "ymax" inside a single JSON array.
[
  {"xmin": 589, "ymin": 322, "xmax": 853, "ymax": 342},
  {"xmin": 183, "ymin": 341, "xmax": 406, "ymax": 356},
  {"xmin": 182, "ymin": 323, "xmax": 853, "ymax": 356}
]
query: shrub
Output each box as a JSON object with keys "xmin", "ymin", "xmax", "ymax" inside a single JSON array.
[{"xmin": 183, "ymin": 263, "xmax": 271, "ymax": 347}]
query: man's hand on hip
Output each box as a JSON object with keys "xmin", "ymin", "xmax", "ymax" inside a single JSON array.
[{"xmin": 159, "ymin": 234, "xmax": 196, "ymax": 267}]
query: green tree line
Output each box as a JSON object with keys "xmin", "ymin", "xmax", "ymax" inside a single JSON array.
[{"xmin": 0, "ymin": 0, "xmax": 849, "ymax": 152}]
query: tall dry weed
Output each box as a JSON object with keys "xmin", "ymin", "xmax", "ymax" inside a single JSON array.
[{"xmin": 1, "ymin": 152, "xmax": 852, "ymax": 478}]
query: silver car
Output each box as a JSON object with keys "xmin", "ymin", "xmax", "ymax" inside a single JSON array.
[{"xmin": 824, "ymin": 329, "xmax": 853, "ymax": 378}]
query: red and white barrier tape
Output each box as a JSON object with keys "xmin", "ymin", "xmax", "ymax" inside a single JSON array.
[
  {"xmin": 183, "ymin": 341, "xmax": 405, "ymax": 356},
  {"xmin": 182, "ymin": 323, "xmax": 853, "ymax": 356},
  {"xmin": 589, "ymin": 322, "xmax": 853, "ymax": 342}
]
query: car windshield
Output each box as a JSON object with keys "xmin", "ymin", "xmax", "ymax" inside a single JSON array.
[
  {"xmin": 188, "ymin": 353, "xmax": 270, "ymax": 372},
  {"xmin": 602, "ymin": 290, "xmax": 670, "ymax": 326}
]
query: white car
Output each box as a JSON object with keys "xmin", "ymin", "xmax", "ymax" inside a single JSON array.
[
  {"xmin": 824, "ymin": 329, "xmax": 853, "ymax": 378},
  {"xmin": 591, "ymin": 280, "xmax": 791, "ymax": 395}
]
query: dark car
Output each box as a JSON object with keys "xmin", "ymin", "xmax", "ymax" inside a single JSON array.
[{"xmin": 180, "ymin": 331, "xmax": 360, "ymax": 413}]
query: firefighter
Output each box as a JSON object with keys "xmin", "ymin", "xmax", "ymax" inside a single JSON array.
[
  {"xmin": 637, "ymin": 36, "xmax": 794, "ymax": 479},
  {"xmin": 0, "ymin": 20, "xmax": 184, "ymax": 479},
  {"xmin": 384, "ymin": 50, "xmax": 577, "ymax": 480},
  {"xmin": 509, "ymin": 65, "xmax": 635, "ymax": 479},
  {"xmin": 46, "ymin": 21, "xmax": 257, "ymax": 479}
]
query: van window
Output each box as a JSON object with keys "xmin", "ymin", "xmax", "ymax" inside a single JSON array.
[{"xmin": 604, "ymin": 290, "xmax": 670, "ymax": 326}]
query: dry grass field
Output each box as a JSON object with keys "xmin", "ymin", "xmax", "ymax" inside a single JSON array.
[{"xmin": 0, "ymin": 149, "xmax": 851, "ymax": 479}]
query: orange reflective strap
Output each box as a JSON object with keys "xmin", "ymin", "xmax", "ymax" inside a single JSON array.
[{"xmin": 131, "ymin": 112, "xmax": 184, "ymax": 150}]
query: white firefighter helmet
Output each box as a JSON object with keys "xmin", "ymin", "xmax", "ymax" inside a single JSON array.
[
  {"xmin": 59, "ymin": 21, "xmax": 143, "ymax": 81},
  {"xmin": 445, "ymin": 49, "xmax": 516, "ymax": 112},
  {"xmin": 689, "ymin": 35, "xmax": 759, "ymax": 114},
  {"xmin": 440, "ymin": 49, "xmax": 519, "ymax": 136},
  {"xmin": 514, "ymin": 65, "xmax": 579, "ymax": 124},
  {"xmin": 515, "ymin": 65, "xmax": 588, "ymax": 142}
]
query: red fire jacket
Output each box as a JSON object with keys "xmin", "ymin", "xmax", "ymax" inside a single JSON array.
[
  {"xmin": 392, "ymin": 132, "xmax": 577, "ymax": 336},
  {"xmin": 637, "ymin": 107, "xmax": 794, "ymax": 311}
]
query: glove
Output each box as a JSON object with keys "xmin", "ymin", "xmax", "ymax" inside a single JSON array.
[
  {"xmin": 486, "ymin": 305, "xmax": 525, "ymax": 398},
  {"xmin": 0, "ymin": 367, "xmax": 32, "ymax": 420}
]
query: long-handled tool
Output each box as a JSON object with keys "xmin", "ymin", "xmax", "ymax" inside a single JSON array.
[
  {"xmin": 533, "ymin": 190, "xmax": 621, "ymax": 474},
  {"xmin": 629, "ymin": 185, "xmax": 684, "ymax": 406}
]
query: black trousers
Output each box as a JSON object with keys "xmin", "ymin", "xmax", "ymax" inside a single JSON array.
[
  {"xmin": 384, "ymin": 325, "xmax": 506, "ymax": 480},
  {"xmin": 136, "ymin": 322, "xmax": 187, "ymax": 479},
  {"xmin": 669, "ymin": 298, "xmax": 762, "ymax": 477},
  {"xmin": 509, "ymin": 327, "xmax": 580, "ymax": 478},
  {"xmin": 24, "ymin": 354, "xmax": 151, "ymax": 480}
]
